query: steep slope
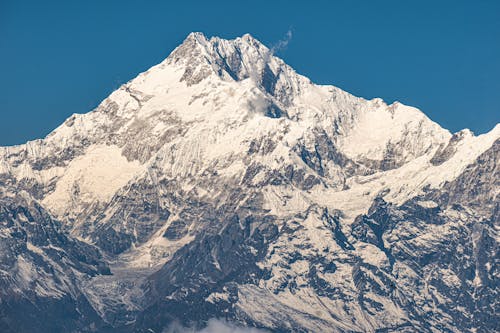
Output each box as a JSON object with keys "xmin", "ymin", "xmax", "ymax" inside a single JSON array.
[
  {"xmin": 0, "ymin": 33, "xmax": 498, "ymax": 332},
  {"xmin": 0, "ymin": 193, "xmax": 111, "ymax": 333}
]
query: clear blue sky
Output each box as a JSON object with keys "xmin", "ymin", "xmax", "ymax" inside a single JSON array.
[{"xmin": 1, "ymin": 0, "xmax": 499, "ymax": 146}]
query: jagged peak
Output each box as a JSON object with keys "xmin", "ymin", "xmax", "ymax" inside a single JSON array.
[
  {"xmin": 185, "ymin": 31, "xmax": 207, "ymax": 41},
  {"xmin": 170, "ymin": 32, "xmax": 269, "ymax": 62},
  {"xmin": 181, "ymin": 31, "xmax": 264, "ymax": 47},
  {"xmin": 241, "ymin": 33, "xmax": 257, "ymax": 42},
  {"xmin": 161, "ymin": 32, "xmax": 300, "ymax": 101},
  {"xmin": 236, "ymin": 33, "xmax": 268, "ymax": 49},
  {"xmin": 454, "ymin": 128, "xmax": 474, "ymax": 138}
]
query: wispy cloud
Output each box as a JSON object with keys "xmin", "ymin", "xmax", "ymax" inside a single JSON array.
[
  {"xmin": 270, "ymin": 28, "xmax": 293, "ymax": 55},
  {"xmin": 163, "ymin": 318, "xmax": 269, "ymax": 333}
]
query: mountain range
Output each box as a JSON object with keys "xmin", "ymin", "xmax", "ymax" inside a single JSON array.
[{"xmin": 0, "ymin": 32, "xmax": 498, "ymax": 332}]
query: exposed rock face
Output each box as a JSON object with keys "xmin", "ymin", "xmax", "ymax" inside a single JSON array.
[
  {"xmin": 430, "ymin": 129, "xmax": 473, "ymax": 166},
  {"xmin": 0, "ymin": 194, "xmax": 110, "ymax": 333},
  {"xmin": 434, "ymin": 139, "xmax": 499, "ymax": 218},
  {"xmin": 0, "ymin": 32, "xmax": 498, "ymax": 332}
]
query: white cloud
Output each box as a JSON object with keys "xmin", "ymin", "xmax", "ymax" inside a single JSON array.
[
  {"xmin": 270, "ymin": 28, "xmax": 293, "ymax": 55},
  {"xmin": 163, "ymin": 318, "xmax": 269, "ymax": 333}
]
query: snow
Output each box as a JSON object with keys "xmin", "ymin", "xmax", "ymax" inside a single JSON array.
[
  {"xmin": 1, "ymin": 34, "xmax": 496, "ymax": 290},
  {"xmin": 0, "ymin": 34, "xmax": 497, "ymax": 279},
  {"xmin": 115, "ymin": 211, "xmax": 196, "ymax": 269},
  {"xmin": 356, "ymin": 243, "xmax": 391, "ymax": 267},
  {"xmin": 2, "ymin": 32, "xmax": 497, "ymax": 230},
  {"xmin": 417, "ymin": 200, "xmax": 438, "ymax": 208},
  {"xmin": 42, "ymin": 144, "xmax": 143, "ymax": 216},
  {"xmin": 339, "ymin": 101, "xmax": 450, "ymax": 161},
  {"xmin": 206, "ymin": 290, "xmax": 230, "ymax": 304}
]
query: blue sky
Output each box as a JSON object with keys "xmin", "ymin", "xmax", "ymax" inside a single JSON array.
[{"xmin": 1, "ymin": 0, "xmax": 499, "ymax": 145}]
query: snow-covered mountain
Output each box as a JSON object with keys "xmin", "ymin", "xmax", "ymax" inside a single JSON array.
[{"xmin": 0, "ymin": 32, "xmax": 498, "ymax": 332}]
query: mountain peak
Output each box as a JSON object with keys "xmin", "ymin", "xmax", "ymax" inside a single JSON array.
[
  {"xmin": 238, "ymin": 33, "xmax": 265, "ymax": 47},
  {"xmin": 240, "ymin": 32, "xmax": 257, "ymax": 41},
  {"xmin": 182, "ymin": 31, "xmax": 209, "ymax": 46},
  {"xmin": 171, "ymin": 32, "xmax": 268, "ymax": 63},
  {"xmin": 162, "ymin": 32, "xmax": 299, "ymax": 100},
  {"xmin": 178, "ymin": 32, "xmax": 265, "ymax": 53}
]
